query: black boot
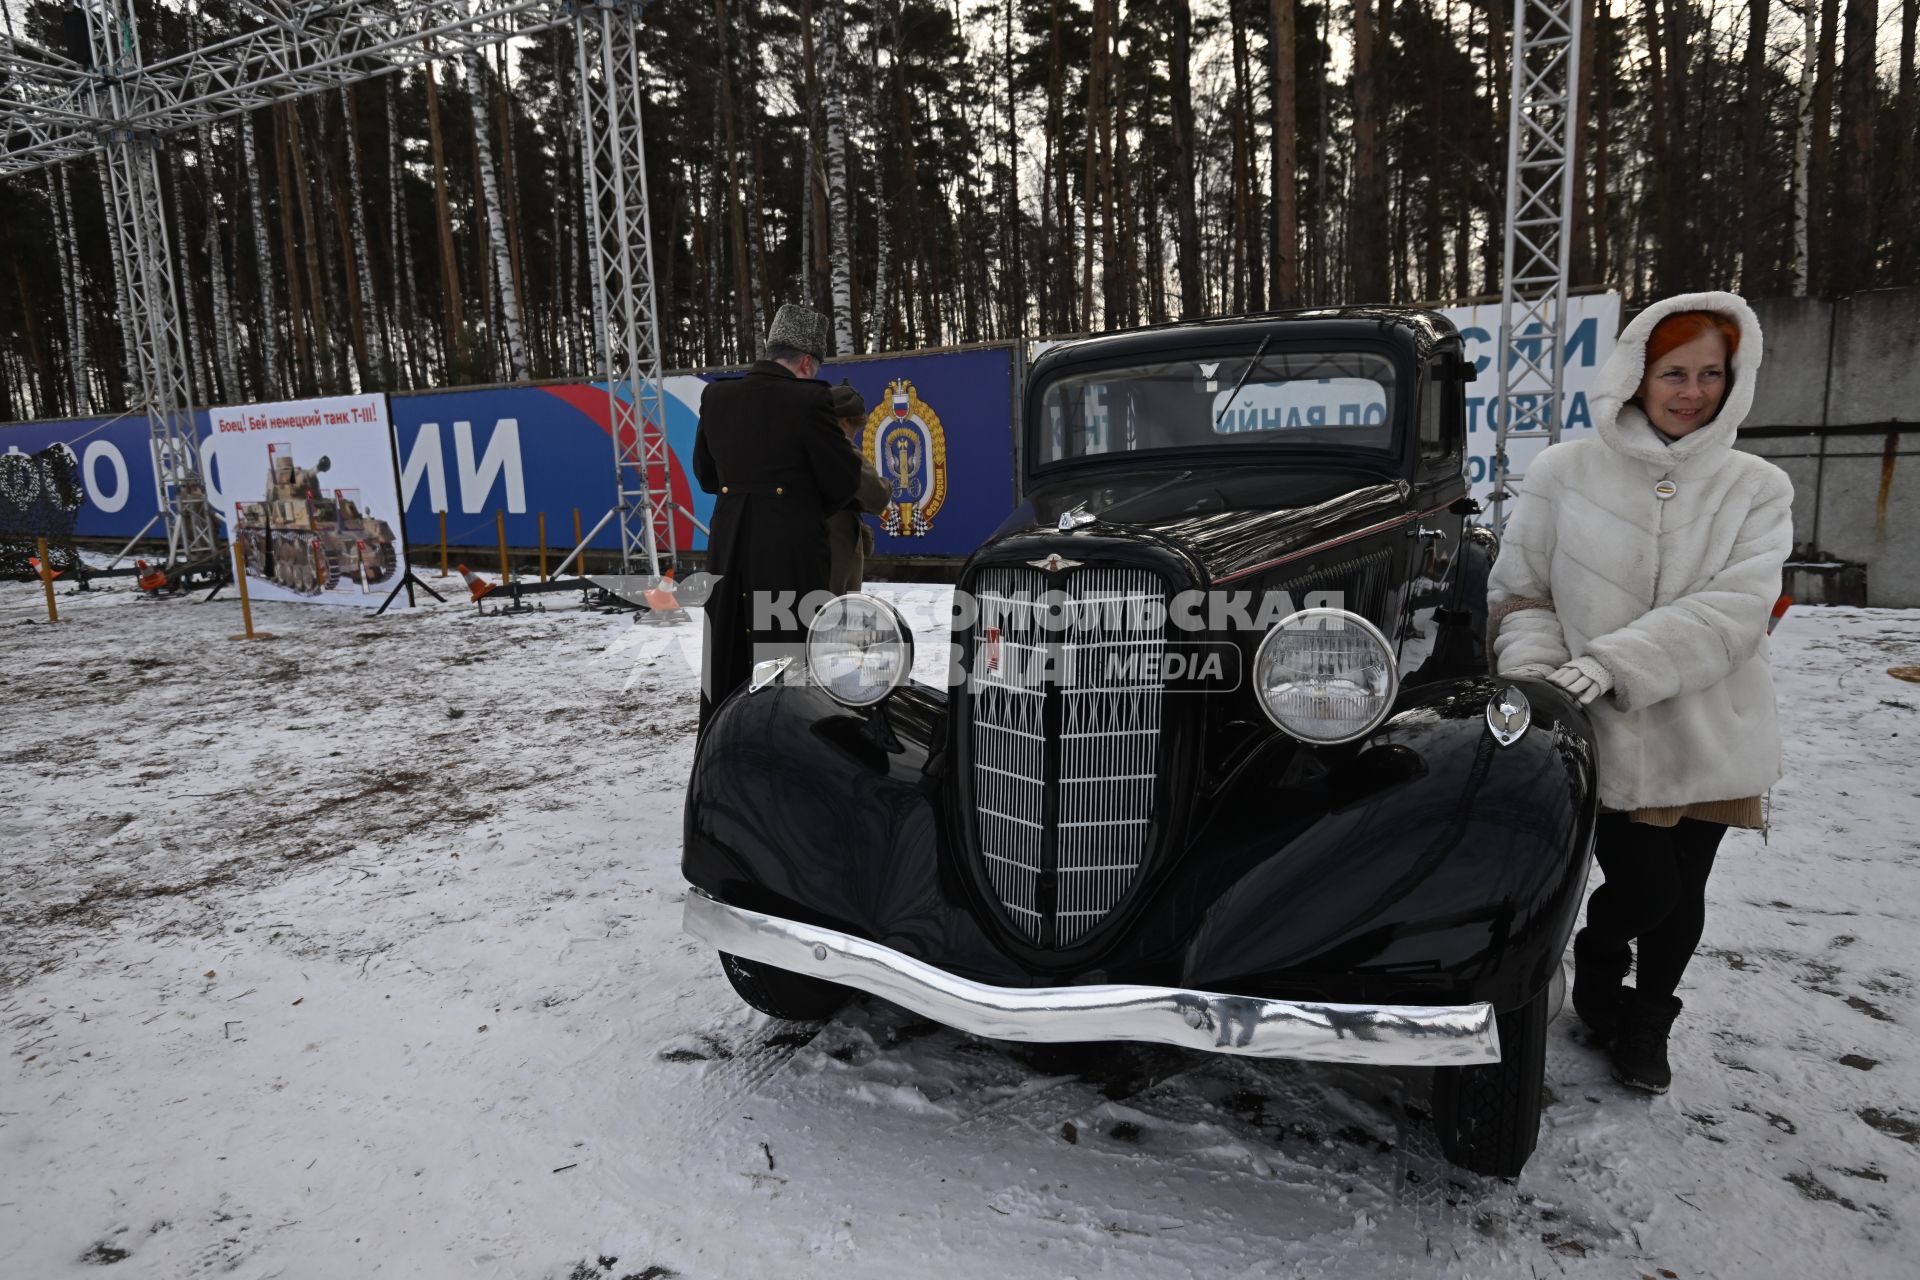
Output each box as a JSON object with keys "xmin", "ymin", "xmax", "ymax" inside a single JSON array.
[
  {"xmin": 1572, "ymin": 929, "xmax": 1632, "ymax": 1042},
  {"xmin": 1611, "ymin": 989, "xmax": 1684, "ymax": 1094}
]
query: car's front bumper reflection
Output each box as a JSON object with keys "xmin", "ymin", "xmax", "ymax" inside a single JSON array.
[{"xmin": 684, "ymin": 889, "xmax": 1502, "ymax": 1066}]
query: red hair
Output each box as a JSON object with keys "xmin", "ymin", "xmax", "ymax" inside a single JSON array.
[{"xmin": 1645, "ymin": 311, "xmax": 1740, "ymax": 367}]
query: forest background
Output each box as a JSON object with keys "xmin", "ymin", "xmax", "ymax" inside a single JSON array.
[{"xmin": 0, "ymin": 0, "xmax": 1913, "ymax": 425}]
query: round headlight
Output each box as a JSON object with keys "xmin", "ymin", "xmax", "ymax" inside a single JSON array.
[
  {"xmin": 806, "ymin": 593, "xmax": 914, "ymax": 707},
  {"xmin": 1251, "ymin": 608, "xmax": 1399, "ymax": 744}
]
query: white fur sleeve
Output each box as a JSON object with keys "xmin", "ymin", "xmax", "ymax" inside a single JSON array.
[
  {"xmin": 1486, "ymin": 460, "xmax": 1572, "ymax": 673},
  {"xmin": 1583, "ymin": 472, "xmax": 1794, "ymax": 711}
]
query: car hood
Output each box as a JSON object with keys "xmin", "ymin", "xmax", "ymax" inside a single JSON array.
[{"xmin": 1001, "ymin": 468, "xmax": 1413, "ymax": 584}]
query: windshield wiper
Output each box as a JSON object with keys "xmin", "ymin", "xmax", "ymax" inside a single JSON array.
[
  {"xmin": 1095, "ymin": 469, "xmax": 1196, "ymax": 520},
  {"xmin": 1212, "ymin": 334, "xmax": 1274, "ymax": 430}
]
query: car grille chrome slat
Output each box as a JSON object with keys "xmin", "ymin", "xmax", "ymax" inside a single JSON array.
[
  {"xmin": 967, "ymin": 564, "xmax": 1167, "ymax": 947},
  {"xmin": 970, "ymin": 568, "xmax": 1049, "ymax": 939}
]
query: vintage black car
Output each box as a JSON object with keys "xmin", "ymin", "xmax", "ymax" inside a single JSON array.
[{"xmin": 681, "ymin": 308, "xmax": 1599, "ymax": 1178}]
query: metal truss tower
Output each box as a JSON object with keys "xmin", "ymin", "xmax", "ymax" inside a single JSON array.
[
  {"xmin": 81, "ymin": 1, "xmax": 217, "ymax": 565},
  {"xmin": 1491, "ymin": 0, "xmax": 1583, "ymax": 531},
  {"xmin": 574, "ymin": 4, "xmax": 674, "ymax": 575},
  {"xmin": 1, "ymin": 0, "xmax": 674, "ymax": 577}
]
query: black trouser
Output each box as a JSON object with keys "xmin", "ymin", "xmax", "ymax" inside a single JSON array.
[{"xmin": 1585, "ymin": 814, "xmax": 1728, "ymax": 999}]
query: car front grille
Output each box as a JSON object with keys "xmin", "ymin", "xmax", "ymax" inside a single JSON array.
[{"xmin": 966, "ymin": 564, "xmax": 1168, "ymax": 947}]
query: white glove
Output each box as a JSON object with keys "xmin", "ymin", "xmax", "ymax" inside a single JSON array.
[
  {"xmin": 1547, "ymin": 656, "xmax": 1614, "ymax": 706},
  {"xmin": 1500, "ymin": 662, "xmax": 1560, "ymax": 682}
]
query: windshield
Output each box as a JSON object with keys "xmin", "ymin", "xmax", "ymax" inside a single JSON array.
[{"xmin": 1035, "ymin": 349, "xmax": 1399, "ymax": 466}]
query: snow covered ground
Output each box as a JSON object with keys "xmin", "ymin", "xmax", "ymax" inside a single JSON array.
[{"xmin": 1, "ymin": 575, "xmax": 1916, "ymax": 1279}]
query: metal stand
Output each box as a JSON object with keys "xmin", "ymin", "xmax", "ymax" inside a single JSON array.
[
  {"xmin": 1491, "ymin": 0, "xmax": 1583, "ymax": 531},
  {"xmin": 376, "ymin": 567, "xmax": 448, "ymax": 616}
]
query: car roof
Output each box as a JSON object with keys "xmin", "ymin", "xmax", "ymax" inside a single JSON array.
[{"xmin": 1030, "ymin": 307, "xmax": 1460, "ymax": 379}]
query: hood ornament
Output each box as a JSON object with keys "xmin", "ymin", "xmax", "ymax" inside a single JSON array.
[
  {"xmin": 1028, "ymin": 553, "xmax": 1083, "ymax": 573},
  {"xmin": 1057, "ymin": 506, "xmax": 1097, "ymax": 532},
  {"xmin": 1486, "ymin": 685, "xmax": 1532, "ymax": 748}
]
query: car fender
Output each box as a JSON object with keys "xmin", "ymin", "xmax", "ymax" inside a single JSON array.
[{"xmin": 1175, "ymin": 675, "xmax": 1596, "ymax": 1011}]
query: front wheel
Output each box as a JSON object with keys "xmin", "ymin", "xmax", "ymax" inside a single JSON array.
[
  {"xmin": 1431, "ymin": 985, "xmax": 1548, "ymax": 1178},
  {"xmin": 719, "ymin": 952, "xmax": 848, "ymax": 1022}
]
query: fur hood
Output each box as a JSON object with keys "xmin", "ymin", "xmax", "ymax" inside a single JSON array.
[{"xmin": 1590, "ymin": 290, "xmax": 1765, "ymax": 471}]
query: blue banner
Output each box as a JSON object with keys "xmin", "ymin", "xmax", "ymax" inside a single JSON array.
[
  {"xmin": 3, "ymin": 344, "xmax": 1020, "ymax": 559},
  {"xmin": 387, "ymin": 345, "xmax": 1018, "ymax": 557},
  {"xmin": 0, "ymin": 412, "xmax": 173, "ymax": 540}
]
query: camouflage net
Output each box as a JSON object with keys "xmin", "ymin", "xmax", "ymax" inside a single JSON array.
[{"xmin": 0, "ymin": 447, "xmax": 85, "ymax": 580}]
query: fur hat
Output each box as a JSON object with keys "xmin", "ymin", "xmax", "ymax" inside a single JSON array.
[
  {"xmin": 766, "ymin": 303, "xmax": 827, "ymax": 359},
  {"xmin": 828, "ymin": 380, "xmax": 866, "ymax": 421}
]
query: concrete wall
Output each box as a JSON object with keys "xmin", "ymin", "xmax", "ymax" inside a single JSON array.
[{"xmin": 1733, "ymin": 289, "xmax": 1919, "ymax": 607}]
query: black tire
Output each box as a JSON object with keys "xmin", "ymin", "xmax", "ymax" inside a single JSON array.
[
  {"xmin": 719, "ymin": 952, "xmax": 848, "ymax": 1021},
  {"xmin": 1432, "ymin": 984, "xmax": 1548, "ymax": 1178}
]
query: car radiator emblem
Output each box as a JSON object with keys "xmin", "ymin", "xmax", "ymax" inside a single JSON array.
[{"xmin": 1028, "ymin": 553, "xmax": 1084, "ymax": 572}]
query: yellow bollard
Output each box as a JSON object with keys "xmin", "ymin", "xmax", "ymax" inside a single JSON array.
[
  {"xmin": 36, "ymin": 537, "xmax": 58, "ymax": 624},
  {"xmin": 228, "ymin": 540, "xmax": 274, "ymax": 640},
  {"xmin": 438, "ymin": 509, "xmax": 449, "ymax": 577},
  {"xmin": 496, "ymin": 510, "xmax": 510, "ymax": 584},
  {"xmin": 538, "ymin": 512, "xmax": 548, "ymax": 582}
]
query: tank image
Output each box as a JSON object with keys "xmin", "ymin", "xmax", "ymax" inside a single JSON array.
[{"xmin": 234, "ymin": 447, "xmax": 399, "ymax": 596}]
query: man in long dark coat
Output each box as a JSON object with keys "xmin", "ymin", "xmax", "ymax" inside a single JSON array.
[{"xmin": 693, "ymin": 305, "xmax": 861, "ymax": 728}]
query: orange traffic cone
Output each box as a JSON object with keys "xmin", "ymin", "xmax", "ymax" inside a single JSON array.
[
  {"xmin": 136, "ymin": 559, "xmax": 169, "ymax": 593},
  {"xmin": 1767, "ymin": 594, "xmax": 1793, "ymax": 636},
  {"xmin": 643, "ymin": 566, "xmax": 682, "ymax": 614},
  {"xmin": 456, "ymin": 563, "xmax": 496, "ymax": 603},
  {"xmin": 28, "ymin": 555, "xmax": 61, "ymax": 581}
]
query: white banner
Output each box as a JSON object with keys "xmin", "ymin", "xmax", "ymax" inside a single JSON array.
[
  {"xmin": 202, "ymin": 394, "xmax": 410, "ymax": 609},
  {"xmin": 1440, "ymin": 293, "xmax": 1621, "ymax": 501}
]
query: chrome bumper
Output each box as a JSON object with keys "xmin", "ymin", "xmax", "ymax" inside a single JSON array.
[{"xmin": 683, "ymin": 890, "xmax": 1501, "ymax": 1067}]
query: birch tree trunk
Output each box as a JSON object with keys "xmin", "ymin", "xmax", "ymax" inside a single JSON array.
[
  {"xmin": 800, "ymin": 0, "xmax": 821, "ymax": 311},
  {"xmin": 1795, "ymin": 2, "xmax": 1818, "ymax": 294},
  {"xmin": 340, "ymin": 87, "xmax": 387, "ymax": 383},
  {"xmin": 95, "ymin": 151, "xmax": 136, "ymax": 402},
  {"xmin": 51, "ymin": 168, "xmax": 88, "ymax": 415},
  {"xmin": 1809, "ymin": 0, "xmax": 1840, "ymax": 293},
  {"xmin": 822, "ymin": 0, "xmax": 856, "ymax": 354},
  {"xmin": 464, "ymin": 49, "xmax": 529, "ymax": 379},
  {"xmin": 241, "ymin": 114, "xmax": 279, "ymax": 396},
  {"xmin": 199, "ymin": 125, "xmax": 239, "ymax": 403},
  {"xmin": 1003, "ymin": 0, "xmax": 1022, "ymax": 338},
  {"xmin": 868, "ymin": 0, "xmax": 893, "ymax": 351},
  {"xmin": 492, "ymin": 49, "xmax": 533, "ymax": 366}
]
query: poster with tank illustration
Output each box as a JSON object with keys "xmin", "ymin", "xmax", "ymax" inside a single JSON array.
[{"xmin": 200, "ymin": 394, "xmax": 410, "ymax": 609}]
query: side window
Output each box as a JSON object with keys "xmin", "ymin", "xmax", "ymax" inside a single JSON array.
[{"xmin": 1419, "ymin": 358, "xmax": 1456, "ymax": 460}]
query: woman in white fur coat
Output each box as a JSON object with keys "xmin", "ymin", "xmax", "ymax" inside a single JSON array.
[{"xmin": 1487, "ymin": 291, "xmax": 1794, "ymax": 1094}]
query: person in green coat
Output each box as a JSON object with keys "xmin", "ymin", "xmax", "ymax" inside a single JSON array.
[{"xmin": 824, "ymin": 381, "xmax": 890, "ymax": 595}]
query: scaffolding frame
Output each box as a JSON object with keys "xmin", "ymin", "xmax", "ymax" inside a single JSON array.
[
  {"xmin": 1491, "ymin": 0, "xmax": 1583, "ymax": 531},
  {"xmin": 1, "ymin": 0, "xmax": 673, "ymax": 576}
]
